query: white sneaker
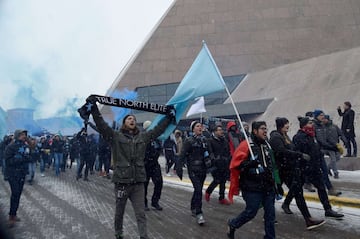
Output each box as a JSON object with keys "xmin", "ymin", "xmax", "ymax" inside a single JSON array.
[
  {"xmin": 196, "ymin": 214, "xmax": 205, "ymax": 225},
  {"xmin": 41, "ymin": 174, "xmax": 45, "ymax": 177},
  {"xmin": 166, "ymin": 173, "xmax": 171, "ymax": 177}
]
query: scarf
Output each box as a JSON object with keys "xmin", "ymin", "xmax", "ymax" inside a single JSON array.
[
  {"xmin": 301, "ymin": 125, "xmax": 315, "ymax": 137},
  {"xmin": 78, "ymin": 94, "xmax": 174, "ymax": 122}
]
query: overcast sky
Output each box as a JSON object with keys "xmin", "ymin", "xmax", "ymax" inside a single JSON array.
[{"xmin": 0, "ymin": 0, "xmax": 174, "ymax": 119}]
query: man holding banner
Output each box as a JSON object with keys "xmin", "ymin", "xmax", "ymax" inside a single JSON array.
[{"xmin": 82, "ymin": 95, "xmax": 175, "ymax": 239}]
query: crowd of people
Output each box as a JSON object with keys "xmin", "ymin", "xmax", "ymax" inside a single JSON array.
[{"xmin": 0, "ymin": 99, "xmax": 356, "ymax": 239}]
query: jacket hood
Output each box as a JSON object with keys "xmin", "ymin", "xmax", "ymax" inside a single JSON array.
[{"xmin": 226, "ymin": 121, "xmax": 236, "ymax": 131}]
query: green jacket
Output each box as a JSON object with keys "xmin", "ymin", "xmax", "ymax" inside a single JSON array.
[{"xmin": 92, "ymin": 107, "xmax": 170, "ymax": 184}]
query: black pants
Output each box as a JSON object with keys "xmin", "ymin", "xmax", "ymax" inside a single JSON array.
[
  {"xmin": 206, "ymin": 170, "xmax": 227, "ymax": 200},
  {"xmin": 8, "ymin": 176, "xmax": 25, "ymax": 216},
  {"xmin": 189, "ymin": 170, "xmax": 206, "ymax": 215},
  {"xmin": 98, "ymin": 155, "xmax": 111, "ymax": 174},
  {"xmin": 345, "ymin": 135, "xmax": 357, "ymax": 156},
  {"xmin": 77, "ymin": 156, "xmax": 90, "ymax": 179},
  {"xmin": 164, "ymin": 151, "xmax": 175, "ymax": 174},
  {"xmin": 307, "ymin": 171, "xmax": 332, "ymax": 211},
  {"xmin": 283, "ymin": 170, "xmax": 311, "ymax": 219},
  {"xmin": 144, "ymin": 163, "xmax": 163, "ymax": 206}
]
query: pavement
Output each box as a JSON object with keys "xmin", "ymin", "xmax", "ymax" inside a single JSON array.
[{"xmin": 0, "ymin": 157, "xmax": 359, "ymax": 239}]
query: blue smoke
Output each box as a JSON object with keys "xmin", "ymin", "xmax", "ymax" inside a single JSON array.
[
  {"xmin": 110, "ymin": 89, "xmax": 138, "ymax": 124},
  {"xmin": 0, "ymin": 107, "xmax": 6, "ymax": 138}
]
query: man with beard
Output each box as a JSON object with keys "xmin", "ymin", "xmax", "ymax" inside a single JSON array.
[{"xmin": 227, "ymin": 121, "xmax": 277, "ymax": 239}]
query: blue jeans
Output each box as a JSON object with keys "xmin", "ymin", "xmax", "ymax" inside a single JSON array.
[
  {"xmin": 40, "ymin": 157, "xmax": 45, "ymax": 173},
  {"xmin": 229, "ymin": 190, "xmax": 275, "ymax": 239},
  {"xmin": 54, "ymin": 153, "xmax": 63, "ymax": 176},
  {"xmin": 28, "ymin": 162, "xmax": 36, "ymax": 182},
  {"xmin": 320, "ymin": 157, "xmax": 332, "ymax": 190}
]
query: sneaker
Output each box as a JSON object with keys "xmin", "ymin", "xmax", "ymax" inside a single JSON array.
[
  {"xmin": 151, "ymin": 203, "xmax": 163, "ymax": 211},
  {"xmin": 306, "ymin": 218, "xmax": 326, "ymax": 230},
  {"xmin": 325, "ymin": 209, "xmax": 344, "ymax": 219},
  {"xmin": 84, "ymin": 178, "xmax": 89, "ymax": 181},
  {"xmin": 227, "ymin": 219, "xmax": 235, "ymax": 239},
  {"xmin": 281, "ymin": 203, "xmax": 293, "ymax": 214},
  {"xmin": 196, "ymin": 214, "xmax": 205, "ymax": 225},
  {"xmin": 219, "ymin": 199, "xmax": 231, "ymax": 205},
  {"xmin": 334, "ymin": 173, "xmax": 339, "ymax": 179},
  {"xmin": 304, "ymin": 183, "xmax": 316, "ymax": 192},
  {"xmin": 166, "ymin": 173, "xmax": 171, "ymax": 177},
  {"xmin": 205, "ymin": 192, "xmax": 210, "ymax": 202},
  {"xmin": 41, "ymin": 173, "xmax": 45, "ymax": 177},
  {"xmin": 144, "ymin": 206, "xmax": 150, "ymax": 211}
]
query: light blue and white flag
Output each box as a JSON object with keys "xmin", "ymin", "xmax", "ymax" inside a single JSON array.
[{"xmin": 148, "ymin": 41, "xmax": 226, "ymax": 139}]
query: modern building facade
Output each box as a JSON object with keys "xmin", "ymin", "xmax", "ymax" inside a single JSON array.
[{"xmin": 103, "ymin": 0, "xmax": 360, "ymax": 135}]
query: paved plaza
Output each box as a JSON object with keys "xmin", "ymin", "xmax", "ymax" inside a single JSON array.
[{"xmin": 0, "ymin": 159, "xmax": 359, "ymax": 239}]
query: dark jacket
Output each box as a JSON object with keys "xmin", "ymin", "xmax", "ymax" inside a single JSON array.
[
  {"xmin": 293, "ymin": 130, "xmax": 322, "ymax": 175},
  {"xmin": 91, "ymin": 106, "xmax": 170, "ymax": 184},
  {"xmin": 269, "ymin": 130, "xmax": 303, "ymax": 182},
  {"xmin": 144, "ymin": 139, "xmax": 162, "ymax": 168},
  {"xmin": 337, "ymin": 108, "xmax": 355, "ymax": 137},
  {"xmin": 98, "ymin": 136, "xmax": 111, "ymax": 160},
  {"xmin": 314, "ymin": 119, "xmax": 337, "ymax": 151},
  {"xmin": 52, "ymin": 138, "xmax": 64, "ymax": 153},
  {"xmin": 179, "ymin": 135, "xmax": 210, "ymax": 173},
  {"xmin": 325, "ymin": 121, "xmax": 348, "ymax": 146},
  {"xmin": 238, "ymin": 136, "xmax": 275, "ymax": 192},
  {"xmin": 5, "ymin": 140, "xmax": 30, "ymax": 177},
  {"xmin": 208, "ymin": 135, "xmax": 230, "ymax": 173}
]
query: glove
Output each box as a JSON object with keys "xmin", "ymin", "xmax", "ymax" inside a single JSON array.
[
  {"xmin": 248, "ymin": 159, "xmax": 260, "ymax": 168},
  {"xmin": 302, "ymin": 153, "xmax": 311, "ymax": 161},
  {"xmin": 86, "ymin": 94, "xmax": 98, "ymax": 104},
  {"xmin": 166, "ymin": 105, "xmax": 176, "ymax": 123},
  {"xmin": 204, "ymin": 157, "xmax": 212, "ymax": 169},
  {"xmin": 336, "ymin": 143, "xmax": 344, "ymax": 155},
  {"xmin": 277, "ymin": 184, "xmax": 284, "ymax": 196}
]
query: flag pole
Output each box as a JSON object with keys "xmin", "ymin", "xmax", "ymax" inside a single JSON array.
[{"xmin": 203, "ymin": 41, "xmax": 255, "ymax": 160}]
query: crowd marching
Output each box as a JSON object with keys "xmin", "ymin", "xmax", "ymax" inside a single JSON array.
[{"xmin": 0, "ymin": 99, "xmax": 356, "ymax": 239}]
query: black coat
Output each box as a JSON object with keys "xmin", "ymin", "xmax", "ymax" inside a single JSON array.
[
  {"xmin": 207, "ymin": 135, "xmax": 230, "ymax": 173},
  {"xmin": 179, "ymin": 135, "xmax": 209, "ymax": 173},
  {"xmin": 269, "ymin": 131, "xmax": 302, "ymax": 170},
  {"xmin": 5, "ymin": 140, "xmax": 30, "ymax": 177},
  {"xmin": 239, "ymin": 137, "xmax": 275, "ymax": 192},
  {"xmin": 293, "ymin": 130, "xmax": 322, "ymax": 176},
  {"xmin": 338, "ymin": 108, "xmax": 355, "ymax": 137}
]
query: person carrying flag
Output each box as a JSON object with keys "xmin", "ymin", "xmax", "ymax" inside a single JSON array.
[{"xmin": 227, "ymin": 121, "xmax": 280, "ymax": 239}]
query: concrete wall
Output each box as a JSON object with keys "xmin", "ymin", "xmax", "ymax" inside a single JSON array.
[
  {"xmin": 113, "ymin": 0, "xmax": 360, "ymax": 92},
  {"xmin": 228, "ymin": 46, "xmax": 360, "ymax": 137}
]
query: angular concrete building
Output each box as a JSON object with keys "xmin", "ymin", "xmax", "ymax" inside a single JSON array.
[{"xmin": 105, "ymin": 0, "xmax": 360, "ymax": 134}]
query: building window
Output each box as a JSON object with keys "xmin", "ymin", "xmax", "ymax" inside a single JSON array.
[{"xmin": 135, "ymin": 74, "xmax": 246, "ymax": 105}]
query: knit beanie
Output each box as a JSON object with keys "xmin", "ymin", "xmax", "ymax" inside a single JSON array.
[
  {"xmin": 298, "ymin": 116, "xmax": 311, "ymax": 128},
  {"xmin": 313, "ymin": 109, "xmax": 324, "ymax": 119},
  {"xmin": 190, "ymin": 121, "xmax": 200, "ymax": 132},
  {"xmin": 122, "ymin": 114, "xmax": 136, "ymax": 125}
]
